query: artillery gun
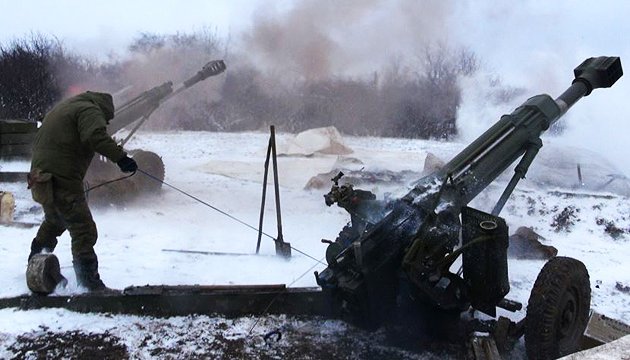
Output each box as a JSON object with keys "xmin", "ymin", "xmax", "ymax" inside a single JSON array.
[
  {"xmin": 85, "ymin": 60, "xmax": 226, "ymax": 205},
  {"xmin": 2, "ymin": 57, "xmax": 625, "ymax": 358},
  {"xmin": 316, "ymin": 57, "xmax": 623, "ymax": 359}
]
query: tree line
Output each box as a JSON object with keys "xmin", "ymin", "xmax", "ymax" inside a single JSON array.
[{"xmin": 0, "ymin": 32, "xmax": 504, "ymax": 140}]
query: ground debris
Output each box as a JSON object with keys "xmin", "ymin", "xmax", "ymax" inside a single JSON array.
[
  {"xmin": 2, "ymin": 316, "xmax": 467, "ymax": 360},
  {"xmin": 508, "ymin": 227, "xmax": 557, "ymax": 260},
  {"xmin": 7, "ymin": 329, "xmax": 128, "ymax": 360},
  {"xmin": 615, "ymin": 282, "xmax": 630, "ymax": 294},
  {"xmin": 305, "ymin": 168, "xmax": 420, "ymax": 190},
  {"xmin": 551, "ymin": 206, "xmax": 580, "ymax": 232},
  {"xmin": 595, "ymin": 217, "xmax": 627, "ymax": 239}
]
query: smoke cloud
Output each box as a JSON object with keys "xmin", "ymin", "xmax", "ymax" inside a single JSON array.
[
  {"xmin": 241, "ymin": 0, "xmax": 454, "ymax": 80},
  {"xmin": 9, "ymin": 0, "xmax": 626, "ymax": 173},
  {"xmin": 450, "ymin": 0, "xmax": 630, "ymax": 174}
]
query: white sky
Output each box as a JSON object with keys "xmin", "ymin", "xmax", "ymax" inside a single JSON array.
[
  {"xmin": 1, "ymin": 0, "xmax": 627, "ymax": 87},
  {"xmin": 0, "ymin": 0, "xmax": 274, "ymax": 58},
  {"xmin": 1, "ymin": 0, "xmax": 629, "ymax": 172},
  {"xmin": 447, "ymin": 1, "xmax": 630, "ymax": 174}
]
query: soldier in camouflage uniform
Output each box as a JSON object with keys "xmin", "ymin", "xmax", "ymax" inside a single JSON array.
[{"xmin": 27, "ymin": 91, "xmax": 137, "ymax": 291}]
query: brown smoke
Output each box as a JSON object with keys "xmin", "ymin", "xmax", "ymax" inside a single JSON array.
[
  {"xmin": 53, "ymin": 0, "xmax": 464, "ymax": 134},
  {"xmin": 242, "ymin": 0, "xmax": 455, "ymax": 80}
]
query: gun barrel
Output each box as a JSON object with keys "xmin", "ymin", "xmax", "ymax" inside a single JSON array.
[
  {"xmin": 317, "ymin": 56, "xmax": 623, "ymax": 333},
  {"xmin": 183, "ymin": 60, "xmax": 226, "ymax": 88},
  {"xmin": 107, "ymin": 82, "xmax": 173, "ymax": 135},
  {"xmin": 555, "ymin": 57, "xmax": 623, "ymax": 116},
  {"xmin": 106, "ymin": 60, "xmax": 226, "ymax": 136},
  {"xmin": 407, "ymin": 57, "xmax": 623, "ymax": 207}
]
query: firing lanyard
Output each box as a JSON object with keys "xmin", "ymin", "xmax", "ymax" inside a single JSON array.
[
  {"xmin": 87, "ymin": 168, "xmax": 329, "ymax": 336},
  {"xmin": 135, "ymin": 168, "xmax": 324, "ymax": 265},
  {"xmin": 83, "ymin": 168, "xmax": 323, "ymax": 264},
  {"xmin": 84, "ymin": 171, "xmax": 137, "ymax": 194},
  {"xmin": 137, "ymin": 168, "xmax": 329, "ymax": 337}
]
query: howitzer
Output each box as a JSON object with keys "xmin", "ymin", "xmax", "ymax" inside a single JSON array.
[
  {"xmin": 85, "ymin": 60, "xmax": 226, "ymax": 205},
  {"xmin": 107, "ymin": 60, "xmax": 226, "ymax": 139},
  {"xmin": 316, "ymin": 57, "xmax": 622, "ymax": 359}
]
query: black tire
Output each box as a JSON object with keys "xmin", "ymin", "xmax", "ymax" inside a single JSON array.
[
  {"xmin": 525, "ymin": 256, "xmax": 591, "ymax": 360},
  {"xmin": 130, "ymin": 150, "xmax": 165, "ymax": 193}
]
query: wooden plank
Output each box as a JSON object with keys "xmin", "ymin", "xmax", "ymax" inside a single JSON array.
[
  {"xmin": 0, "ymin": 132, "xmax": 36, "ymax": 145},
  {"xmin": 568, "ymin": 335, "xmax": 630, "ymax": 359},
  {"xmin": 0, "ymin": 155, "xmax": 32, "ymax": 161},
  {"xmin": 0, "ymin": 144, "xmax": 32, "ymax": 157},
  {"xmin": 0, "ymin": 191, "xmax": 15, "ymax": 223},
  {"xmin": 0, "ymin": 172, "xmax": 28, "ymax": 182},
  {"xmin": 467, "ymin": 335, "xmax": 502, "ymax": 360},
  {"xmin": 581, "ymin": 311, "xmax": 630, "ymax": 349},
  {"xmin": 0, "ymin": 285, "xmax": 333, "ymax": 318},
  {"xmin": 0, "ymin": 119, "xmax": 37, "ymax": 133},
  {"xmin": 0, "ymin": 221, "xmax": 38, "ymax": 228}
]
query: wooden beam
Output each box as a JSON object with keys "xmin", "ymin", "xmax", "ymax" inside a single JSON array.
[{"xmin": 0, "ymin": 285, "xmax": 333, "ymax": 318}]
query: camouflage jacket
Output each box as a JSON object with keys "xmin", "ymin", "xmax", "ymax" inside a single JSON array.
[{"xmin": 31, "ymin": 91, "xmax": 125, "ymax": 193}]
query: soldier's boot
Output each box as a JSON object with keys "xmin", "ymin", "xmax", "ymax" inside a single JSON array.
[
  {"xmin": 28, "ymin": 238, "xmax": 58, "ymax": 262},
  {"xmin": 73, "ymin": 257, "xmax": 107, "ymax": 292}
]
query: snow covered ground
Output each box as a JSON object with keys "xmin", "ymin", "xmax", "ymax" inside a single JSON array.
[{"xmin": 1, "ymin": 129, "xmax": 630, "ymax": 358}]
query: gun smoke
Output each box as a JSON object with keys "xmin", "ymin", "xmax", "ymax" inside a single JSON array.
[
  {"xmin": 1, "ymin": 0, "xmax": 629, "ymax": 175},
  {"xmin": 1, "ymin": 0, "xmax": 487, "ymax": 141},
  {"xmin": 240, "ymin": 0, "xmax": 454, "ymax": 80}
]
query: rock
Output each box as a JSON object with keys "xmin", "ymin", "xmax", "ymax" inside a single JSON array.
[
  {"xmin": 423, "ymin": 152, "xmax": 445, "ymax": 174},
  {"xmin": 508, "ymin": 226, "xmax": 558, "ymax": 260},
  {"xmin": 278, "ymin": 126, "xmax": 353, "ymax": 156}
]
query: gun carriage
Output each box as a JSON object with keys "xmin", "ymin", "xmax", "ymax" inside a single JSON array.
[
  {"xmin": 85, "ymin": 60, "xmax": 226, "ymax": 204},
  {"xmin": 317, "ymin": 57, "xmax": 623, "ymax": 359},
  {"xmin": 5, "ymin": 57, "xmax": 624, "ymax": 360}
]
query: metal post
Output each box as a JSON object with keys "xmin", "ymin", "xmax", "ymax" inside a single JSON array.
[
  {"xmin": 270, "ymin": 126, "xmax": 291, "ymax": 258},
  {"xmin": 256, "ymin": 126, "xmax": 291, "ymax": 258},
  {"xmin": 256, "ymin": 137, "xmax": 272, "ymax": 254}
]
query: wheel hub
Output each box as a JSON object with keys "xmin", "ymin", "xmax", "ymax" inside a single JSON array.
[{"xmin": 559, "ymin": 289, "xmax": 579, "ymax": 338}]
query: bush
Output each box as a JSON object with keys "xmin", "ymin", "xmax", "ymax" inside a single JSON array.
[
  {"xmin": 0, "ymin": 35, "xmax": 62, "ymax": 120},
  {"xmin": 0, "ymin": 34, "xmax": 121, "ymax": 121}
]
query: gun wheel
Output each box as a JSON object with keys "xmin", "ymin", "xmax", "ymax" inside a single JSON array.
[
  {"xmin": 525, "ymin": 256, "xmax": 590, "ymax": 360},
  {"xmin": 130, "ymin": 150, "xmax": 165, "ymax": 193}
]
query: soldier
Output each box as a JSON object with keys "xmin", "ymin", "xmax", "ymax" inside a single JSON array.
[{"xmin": 27, "ymin": 91, "xmax": 137, "ymax": 291}]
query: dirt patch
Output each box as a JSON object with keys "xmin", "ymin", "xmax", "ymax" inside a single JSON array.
[
  {"xmin": 7, "ymin": 326, "xmax": 128, "ymax": 359},
  {"xmin": 3, "ymin": 317, "xmax": 467, "ymax": 360}
]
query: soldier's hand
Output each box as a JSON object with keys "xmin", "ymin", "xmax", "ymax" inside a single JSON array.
[{"xmin": 117, "ymin": 155, "xmax": 138, "ymax": 173}]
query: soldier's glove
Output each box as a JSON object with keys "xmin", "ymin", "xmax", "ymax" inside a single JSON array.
[{"xmin": 117, "ymin": 155, "xmax": 138, "ymax": 173}]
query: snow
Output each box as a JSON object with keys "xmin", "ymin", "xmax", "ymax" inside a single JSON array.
[
  {"xmin": 1, "ymin": 129, "xmax": 630, "ymax": 358},
  {"xmin": 561, "ymin": 335, "xmax": 630, "ymax": 360}
]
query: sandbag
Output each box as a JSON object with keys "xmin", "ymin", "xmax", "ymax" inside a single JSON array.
[{"xmin": 26, "ymin": 253, "xmax": 67, "ymax": 295}]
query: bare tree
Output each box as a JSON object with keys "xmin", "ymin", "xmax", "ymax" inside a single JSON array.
[
  {"xmin": 0, "ymin": 34, "xmax": 122, "ymax": 121},
  {"xmin": 0, "ymin": 31, "xmax": 483, "ymax": 139},
  {"xmin": 0, "ymin": 35, "xmax": 62, "ymax": 120}
]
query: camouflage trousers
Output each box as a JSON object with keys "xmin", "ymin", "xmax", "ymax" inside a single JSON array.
[{"xmin": 31, "ymin": 186, "xmax": 98, "ymax": 263}]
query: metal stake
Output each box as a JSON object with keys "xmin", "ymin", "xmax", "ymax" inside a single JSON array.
[{"xmin": 257, "ymin": 126, "xmax": 291, "ymax": 257}]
